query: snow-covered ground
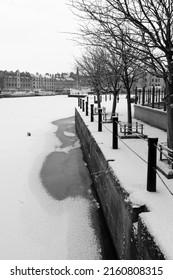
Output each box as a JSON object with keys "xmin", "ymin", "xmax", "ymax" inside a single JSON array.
[
  {"xmin": 0, "ymin": 95, "xmax": 101, "ymax": 260},
  {"xmin": 1, "ymin": 93, "xmax": 172, "ymax": 260},
  {"xmin": 78, "ymin": 94, "xmax": 173, "ymax": 259}
]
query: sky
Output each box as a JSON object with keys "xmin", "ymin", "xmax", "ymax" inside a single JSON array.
[{"xmin": 0, "ymin": 0, "xmax": 82, "ymax": 75}]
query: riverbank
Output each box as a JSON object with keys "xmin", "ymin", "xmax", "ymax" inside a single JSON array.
[{"xmin": 75, "ymin": 96, "xmax": 173, "ymax": 259}]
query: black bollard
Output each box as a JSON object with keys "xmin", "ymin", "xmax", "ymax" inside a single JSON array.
[
  {"xmin": 98, "ymin": 108, "xmax": 102, "ymax": 132},
  {"xmin": 82, "ymin": 99, "xmax": 85, "ymax": 112},
  {"xmin": 90, "ymin": 104, "xmax": 94, "ymax": 122},
  {"xmin": 79, "ymin": 98, "xmax": 82, "ymax": 109},
  {"xmin": 112, "ymin": 116, "xmax": 118, "ymax": 149},
  {"xmin": 147, "ymin": 137, "xmax": 158, "ymax": 192},
  {"xmin": 86, "ymin": 101, "xmax": 88, "ymax": 116}
]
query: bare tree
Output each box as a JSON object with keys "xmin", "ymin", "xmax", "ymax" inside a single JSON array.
[
  {"xmin": 70, "ymin": 0, "xmax": 144, "ymax": 125},
  {"xmin": 71, "ymin": 0, "xmax": 173, "ymax": 148},
  {"xmin": 76, "ymin": 47, "xmax": 108, "ymax": 108},
  {"xmin": 103, "ymin": 0, "xmax": 173, "ymax": 148}
]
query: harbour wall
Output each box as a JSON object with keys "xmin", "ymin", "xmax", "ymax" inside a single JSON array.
[
  {"xmin": 134, "ymin": 105, "xmax": 167, "ymax": 131},
  {"xmin": 75, "ymin": 108, "xmax": 165, "ymax": 260}
]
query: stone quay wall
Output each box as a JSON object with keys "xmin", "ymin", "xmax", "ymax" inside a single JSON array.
[
  {"xmin": 75, "ymin": 108, "xmax": 165, "ymax": 260},
  {"xmin": 134, "ymin": 105, "xmax": 167, "ymax": 131}
]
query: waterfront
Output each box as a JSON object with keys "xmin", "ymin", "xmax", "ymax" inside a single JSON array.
[{"xmin": 0, "ymin": 95, "xmax": 117, "ymax": 259}]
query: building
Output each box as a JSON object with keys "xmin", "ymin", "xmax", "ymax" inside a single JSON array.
[
  {"xmin": 0, "ymin": 70, "xmax": 78, "ymax": 93},
  {"xmin": 133, "ymin": 71, "xmax": 165, "ymax": 90},
  {"xmin": 0, "ymin": 70, "xmax": 32, "ymax": 91}
]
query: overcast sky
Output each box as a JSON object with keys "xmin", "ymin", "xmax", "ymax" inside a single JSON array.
[{"xmin": 0, "ymin": 0, "xmax": 81, "ymax": 75}]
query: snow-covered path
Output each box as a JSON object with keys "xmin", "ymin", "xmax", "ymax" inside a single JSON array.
[
  {"xmin": 0, "ymin": 95, "xmax": 101, "ymax": 260},
  {"xmin": 79, "ymin": 95, "xmax": 173, "ymax": 259}
]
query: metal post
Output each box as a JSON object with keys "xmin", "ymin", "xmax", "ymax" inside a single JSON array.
[
  {"xmin": 160, "ymin": 145, "xmax": 163, "ymax": 161},
  {"xmin": 112, "ymin": 116, "xmax": 118, "ymax": 149},
  {"xmin": 124, "ymin": 124, "xmax": 126, "ymax": 135},
  {"xmin": 152, "ymin": 86, "xmax": 155, "ymax": 108},
  {"xmin": 90, "ymin": 104, "xmax": 94, "ymax": 122},
  {"xmin": 98, "ymin": 108, "xmax": 102, "ymax": 132},
  {"xmin": 147, "ymin": 137, "xmax": 158, "ymax": 192},
  {"xmin": 141, "ymin": 124, "xmax": 144, "ymax": 135},
  {"xmin": 105, "ymin": 94, "xmax": 107, "ymax": 101},
  {"xmin": 82, "ymin": 99, "xmax": 85, "ymax": 112},
  {"xmin": 78, "ymin": 97, "xmax": 80, "ymax": 107},
  {"xmin": 158, "ymin": 89, "xmax": 161, "ymax": 108},
  {"xmin": 136, "ymin": 122, "xmax": 138, "ymax": 133},
  {"xmin": 79, "ymin": 98, "xmax": 82, "ymax": 109},
  {"xmin": 86, "ymin": 101, "xmax": 88, "ymax": 116},
  {"xmin": 142, "ymin": 86, "xmax": 145, "ymax": 106}
]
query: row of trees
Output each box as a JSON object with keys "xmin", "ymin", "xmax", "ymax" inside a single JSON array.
[{"xmin": 70, "ymin": 0, "xmax": 173, "ymax": 150}]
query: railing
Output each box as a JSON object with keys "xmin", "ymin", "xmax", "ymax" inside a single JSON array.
[
  {"xmin": 119, "ymin": 121, "xmax": 144, "ymax": 136},
  {"xmin": 159, "ymin": 142, "xmax": 173, "ymax": 169},
  {"xmin": 135, "ymin": 86, "xmax": 166, "ymax": 111},
  {"xmin": 77, "ymin": 96, "xmax": 173, "ymax": 196}
]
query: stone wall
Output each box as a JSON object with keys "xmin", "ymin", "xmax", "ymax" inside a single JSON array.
[
  {"xmin": 134, "ymin": 105, "xmax": 167, "ymax": 131},
  {"xmin": 75, "ymin": 108, "xmax": 165, "ymax": 260}
]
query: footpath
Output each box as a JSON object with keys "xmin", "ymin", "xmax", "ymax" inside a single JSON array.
[{"xmin": 76, "ymin": 95, "xmax": 173, "ymax": 259}]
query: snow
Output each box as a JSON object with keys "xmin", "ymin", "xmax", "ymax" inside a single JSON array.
[
  {"xmin": 1, "ymin": 93, "xmax": 173, "ymax": 260},
  {"xmin": 0, "ymin": 95, "xmax": 101, "ymax": 260},
  {"xmin": 78, "ymin": 95, "xmax": 173, "ymax": 259}
]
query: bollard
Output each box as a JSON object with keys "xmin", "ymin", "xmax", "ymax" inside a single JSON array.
[
  {"xmin": 82, "ymin": 99, "xmax": 85, "ymax": 112},
  {"xmin": 86, "ymin": 101, "xmax": 88, "ymax": 116},
  {"xmin": 79, "ymin": 98, "xmax": 82, "ymax": 109},
  {"xmin": 98, "ymin": 108, "xmax": 102, "ymax": 132},
  {"xmin": 147, "ymin": 137, "xmax": 158, "ymax": 192},
  {"xmin": 78, "ymin": 97, "xmax": 80, "ymax": 107},
  {"xmin": 90, "ymin": 104, "xmax": 94, "ymax": 122},
  {"xmin": 112, "ymin": 116, "xmax": 118, "ymax": 149}
]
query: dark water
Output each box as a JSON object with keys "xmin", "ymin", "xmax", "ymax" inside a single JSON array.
[{"xmin": 40, "ymin": 116, "xmax": 118, "ymax": 260}]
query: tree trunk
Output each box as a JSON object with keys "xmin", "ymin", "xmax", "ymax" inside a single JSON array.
[
  {"xmin": 165, "ymin": 55, "xmax": 173, "ymax": 150},
  {"xmin": 95, "ymin": 89, "xmax": 101, "ymax": 108},
  {"xmin": 166, "ymin": 81, "xmax": 173, "ymax": 150},
  {"xmin": 167, "ymin": 104, "xmax": 173, "ymax": 150}
]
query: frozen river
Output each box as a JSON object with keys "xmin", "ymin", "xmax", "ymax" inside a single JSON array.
[{"xmin": 0, "ymin": 95, "xmax": 101, "ymax": 259}]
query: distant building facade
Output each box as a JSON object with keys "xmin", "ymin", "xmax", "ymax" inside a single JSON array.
[
  {"xmin": 133, "ymin": 71, "xmax": 165, "ymax": 90},
  {"xmin": 0, "ymin": 70, "xmax": 77, "ymax": 92},
  {"xmin": 0, "ymin": 70, "xmax": 32, "ymax": 91}
]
